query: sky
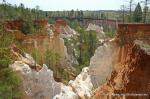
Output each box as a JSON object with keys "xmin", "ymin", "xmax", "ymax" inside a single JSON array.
[{"xmin": 0, "ymin": 0, "xmax": 142, "ymax": 11}]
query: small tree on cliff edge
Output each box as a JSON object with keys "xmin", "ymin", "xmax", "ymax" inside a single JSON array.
[{"xmin": 133, "ymin": 3, "xmax": 143, "ymax": 22}]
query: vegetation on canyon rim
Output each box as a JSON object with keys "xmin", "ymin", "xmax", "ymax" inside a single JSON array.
[{"xmin": 0, "ymin": 0, "xmax": 150, "ymax": 98}]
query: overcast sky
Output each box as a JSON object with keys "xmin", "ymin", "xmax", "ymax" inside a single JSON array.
[{"xmin": 0, "ymin": 0, "xmax": 142, "ymax": 11}]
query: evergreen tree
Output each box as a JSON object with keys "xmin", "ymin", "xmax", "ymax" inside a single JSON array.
[
  {"xmin": 133, "ymin": 3, "xmax": 143, "ymax": 22},
  {"xmin": 101, "ymin": 13, "xmax": 106, "ymax": 19},
  {"xmin": 70, "ymin": 9, "xmax": 74, "ymax": 18},
  {"xmin": 0, "ymin": 32, "xmax": 22, "ymax": 98}
]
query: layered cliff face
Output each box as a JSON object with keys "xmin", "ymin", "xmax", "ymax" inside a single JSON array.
[
  {"xmin": 93, "ymin": 40, "xmax": 150, "ymax": 98},
  {"xmin": 89, "ymin": 39, "xmax": 117, "ymax": 88},
  {"xmin": 22, "ymin": 24, "xmax": 77, "ymax": 80},
  {"xmin": 60, "ymin": 25, "xmax": 78, "ymax": 38},
  {"xmin": 11, "ymin": 62, "xmax": 61, "ymax": 99},
  {"xmin": 10, "ymin": 45, "xmax": 61, "ymax": 98},
  {"xmin": 8, "ymin": 22, "xmax": 150, "ymax": 99},
  {"xmin": 23, "ymin": 33, "xmax": 67, "ymax": 61},
  {"xmin": 93, "ymin": 24, "xmax": 150, "ymax": 98},
  {"xmin": 47, "ymin": 24, "xmax": 79, "ymax": 66},
  {"xmin": 114, "ymin": 40, "xmax": 150, "ymax": 93},
  {"xmin": 10, "ymin": 46, "xmax": 93, "ymax": 99}
]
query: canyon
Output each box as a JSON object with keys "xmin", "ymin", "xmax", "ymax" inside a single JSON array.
[
  {"xmin": 7, "ymin": 22, "xmax": 150, "ymax": 99},
  {"xmin": 1, "ymin": 1, "xmax": 150, "ymax": 99}
]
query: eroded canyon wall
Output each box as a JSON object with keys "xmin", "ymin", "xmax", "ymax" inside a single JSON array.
[
  {"xmin": 10, "ymin": 45, "xmax": 93, "ymax": 99},
  {"xmin": 93, "ymin": 24, "xmax": 150, "ymax": 99},
  {"xmin": 89, "ymin": 40, "xmax": 117, "ymax": 88}
]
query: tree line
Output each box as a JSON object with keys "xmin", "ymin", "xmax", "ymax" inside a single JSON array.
[{"xmin": 120, "ymin": 0, "xmax": 150, "ymax": 23}]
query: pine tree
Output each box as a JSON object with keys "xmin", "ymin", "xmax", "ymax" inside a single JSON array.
[{"xmin": 133, "ymin": 3, "xmax": 143, "ymax": 22}]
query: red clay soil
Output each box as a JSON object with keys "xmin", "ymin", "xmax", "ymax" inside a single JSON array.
[
  {"xmin": 55, "ymin": 19, "xmax": 67, "ymax": 27},
  {"xmin": 4, "ymin": 19, "xmax": 48, "ymax": 31},
  {"xmin": 93, "ymin": 42, "xmax": 150, "ymax": 99},
  {"xmin": 34, "ymin": 19, "xmax": 48, "ymax": 27},
  {"xmin": 4, "ymin": 20, "xmax": 24, "ymax": 30},
  {"xmin": 50, "ymin": 19, "xmax": 68, "ymax": 36},
  {"xmin": 93, "ymin": 24, "xmax": 150, "ymax": 99}
]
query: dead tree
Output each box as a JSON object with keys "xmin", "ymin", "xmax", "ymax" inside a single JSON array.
[
  {"xmin": 121, "ymin": 5, "xmax": 126, "ymax": 23},
  {"xmin": 141, "ymin": 0, "xmax": 150, "ymax": 23}
]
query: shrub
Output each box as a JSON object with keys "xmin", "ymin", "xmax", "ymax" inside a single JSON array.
[
  {"xmin": 0, "ymin": 68, "xmax": 22, "ymax": 99},
  {"xmin": 31, "ymin": 49, "xmax": 43, "ymax": 65},
  {"xmin": 45, "ymin": 50, "xmax": 61, "ymax": 69},
  {"xmin": 21, "ymin": 20, "xmax": 35, "ymax": 34},
  {"xmin": 0, "ymin": 32, "xmax": 22, "ymax": 98}
]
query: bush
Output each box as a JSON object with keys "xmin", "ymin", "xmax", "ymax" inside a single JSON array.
[
  {"xmin": 31, "ymin": 49, "xmax": 43, "ymax": 65},
  {"xmin": 45, "ymin": 50, "xmax": 61, "ymax": 69},
  {"xmin": 0, "ymin": 48, "xmax": 12, "ymax": 68},
  {"xmin": 0, "ymin": 32, "xmax": 22, "ymax": 98},
  {"xmin": 0, "ymin": 48, "xmax": 22, "ymax": 98},
  {"xmin": 44, "ymin": 50, "xmax": 72, "ymax": 82},
  {"xmin": 0, "ymin": 33, "xmax": 14, "ymax": 48},
  {"xmin": 21, "ymin": 20, "xmax": 35, "ymax": 34},
  {"xmin": 64, "ymin": 26, "xmax": 98, "ymax": 72},
  {"xmin": 75, "ymin": 27, "xmax": 98, "ymax": 72},
  {"xmin": 0, "ymin": 68, "xmax": 22, "ymax": 99},
  {"xmin": 105, "ymin": 31, "xmax": 115, "ymax": 38}
]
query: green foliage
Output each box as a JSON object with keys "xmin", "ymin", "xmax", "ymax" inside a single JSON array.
[
  {"xmin": 69, "ymin": 20, "xmax": 79, "ymax": 29},
  {"xmin": 0, "ymin": 48, "xmax": 22, "ymax": 98},
  {"xmin": 133, "ymin": 3, "xmax": 143, "ymax": 22},
  {"xmin": 44, "ymin": 50, "xmax": 71, "ymax": 82},
  {"xmin": 0, "ymin": 3, "xmax": 46, "ymax": 21},
  {"xmin": 45, "ymin": 50, "xmax": 61, "ymax": 69},
  {"xmin": 48, "ymin": 18, "xmax": 55, "ymax": 24},
  {"xmin": 0, "ymin": 48, "xmax": 12, "ymax": 68},
  {"xmin": 101, "ymin": 13, "xmax": 107, "ymax": 19},
  {"xmin": 0, "ymin": 68, "xmax": 22, "ymax": 99},
  {"xmin": 65, "ymin": 25, "xmax": 98, "ymax": 72},
  {"xmin": 21, "ymin": 20, "xmax": 35, "ymax": 34},
  {"xmin": 76, "ymin": 27, "xmax": 98, "ymax": 66},
  {"xmin": 0, "ymin": 32, "xmax": 14, "ymax": 68},
  {"xmin": 0, "ymin": 33, "xmax": 14, "ymax": 48},
  {"xmin": 31, "ymin": 49, "xmax": 43, "ymax": 65},
  {"xmin": 0, "ymin": 31, "xmax": 22, "ymax": 98},
  {"xmin": 105, "ymin": 31, "xmax": 115, "ymax": 38},
  {"xmin": 0, "ymin": 3, "xmax": 47, "ymax": 35}
]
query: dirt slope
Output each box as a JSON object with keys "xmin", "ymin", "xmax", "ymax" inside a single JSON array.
[{"xmin": 93, "ymin": 24, "xmax": 150, "ymax": 99}]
